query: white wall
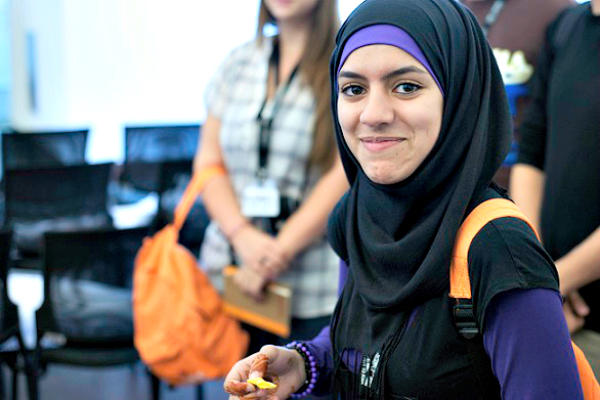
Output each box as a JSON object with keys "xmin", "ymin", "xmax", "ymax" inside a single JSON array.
[
  {"xmin": 10, "ymin": 0, "xmax": 68, "ymax": 127},
  {"xmin": 6, "ymin": 0, "xmax": 592, "ymax": 161},
  {"xmin": 10, "ymin": 0, "xmax": 260, "ymax": 162}
]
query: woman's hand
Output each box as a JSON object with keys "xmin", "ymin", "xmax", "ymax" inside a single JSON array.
[
  {"xmin": 233, "ymin": 266, "xmax": 268, "ymax": 301},
  {"xmin": 231, "ymin": 225, "xmax": 290, "ymax": 280},
  {"xmin": 563, "ymin": 291, "xmax": 589, "ymax": 333},
  {"xmin": 224, "ymin": 345, "xmax": 307, "ymax": 400}
]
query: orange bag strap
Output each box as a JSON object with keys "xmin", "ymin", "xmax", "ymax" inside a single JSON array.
[
  {"xmin": 173, "ymin": 165, "xmax": 226, "ymax": 232},
  {"xmin": 449, "ymin": 198, "xmax": 539, "ymax": 300},
  {"xmin": 573, "ymin": 342, "xmax": 600, "ymax": 399},
  {"xmin": 449, "ymin": 198, "xmax": 600, "ymax": 397}
]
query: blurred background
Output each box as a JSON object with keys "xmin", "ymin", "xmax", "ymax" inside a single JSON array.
[
  {"xmin": 0, "ymin": 1, "xmax": 591, "ymax": 399},
  {"xmin": 0, "ymin": 0, "xmax": 363, "ymax": 165},
  {"xmin": 0, "ymin": 2, "xmax": 366, "ymax": 399}
]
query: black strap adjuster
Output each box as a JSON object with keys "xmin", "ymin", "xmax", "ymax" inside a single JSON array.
[{"xmin": 453, "ymin": 299, "xmax": 480, "ymax": 339}]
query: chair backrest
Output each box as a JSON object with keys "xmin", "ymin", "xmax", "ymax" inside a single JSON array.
[
  {"xmin": 0, "ymin": 230, "xmax": 19, "ymax": 343},
  {"xmin": 4, "ymin": 163, "xmax": 113, "ymax": 256},
  {"xmin": 1, "ymin": 129, "xmax": 88, "ymax": 172},
  {"xmin": 157, "ymin": 159, "xmax": 193, "ymax": 193},
  {"xmin": 38, "ymin": 226, "xmax": 149, "ymax": 343},
  {"xmin": 121, "ymin": 124, "xmax": 200, "ymax": 192},
  {"xmin": 124, "ymin": 124, "xmax": 199, "ymax": 163},
  {"xmin": 4, "ymin": 163, "xmax": 112, "ymax": 222}
]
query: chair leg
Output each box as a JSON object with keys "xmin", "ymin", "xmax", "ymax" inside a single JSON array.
[
  {"xmin": 20, "ymin": 349, "xmax": 39, "ymax": 400},
  {"xmin": 195, "ymin": 384, "xmax": 204, "ymax": 400},
  {"xmin": 149, "ymin": 371, "xmax": 160, "ymax": 400},
  {"xmin": 24, "ymin": 365, "xmax": 38, "ymax": 400},
  {"xmin": 10, "ymin": 364, "xmax": 18, "ymax": 400},
  {"xmin": 0, "ymin": 365, "xmax": 4, "ymax": 400}
]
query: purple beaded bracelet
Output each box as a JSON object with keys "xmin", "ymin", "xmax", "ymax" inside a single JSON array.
[{"xmin": 286, "ymin": 341, "xmax": 318, "ymax": 398}]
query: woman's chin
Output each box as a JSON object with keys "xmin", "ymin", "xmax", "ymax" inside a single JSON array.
[{"xmin": 364, "ymin": 167, "xmax": 409, "ymax": 185}]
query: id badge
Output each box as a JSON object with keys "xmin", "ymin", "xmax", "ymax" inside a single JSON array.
[{"xmin": 241, "ymin": 179, "xmax": 280, "ymax": 218}]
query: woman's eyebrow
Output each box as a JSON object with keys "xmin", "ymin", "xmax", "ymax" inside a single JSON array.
[
  {"xmin": 338, "ymin": 71, "xmax": 365, "ymax": 80},
  {"xmin": 382, "ymin": 66, "xmax": 427, "ymax": 81},
  {"xmin": 338, "ymin": 66, "xmax": 428, "ymax": 81}
]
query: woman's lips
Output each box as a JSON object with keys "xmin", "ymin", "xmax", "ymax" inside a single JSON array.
[{"xmin": 360, "ymin": 137, "xmax": 405, "ymax": 152}]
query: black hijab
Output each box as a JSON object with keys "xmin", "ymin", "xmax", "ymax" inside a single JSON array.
[{"xmin": 327, "ymin": 0, "xmax": 511, "ymax": 311}]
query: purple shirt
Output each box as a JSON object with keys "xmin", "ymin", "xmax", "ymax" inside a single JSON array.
[{"xmin": 304, "ymin": 262, "xmax": 583, "ymax": 399}]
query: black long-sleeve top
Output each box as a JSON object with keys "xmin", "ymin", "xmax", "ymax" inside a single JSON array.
[{"xmin": 518, "ymin": 3, "xmax": 600, "ymax": 330}]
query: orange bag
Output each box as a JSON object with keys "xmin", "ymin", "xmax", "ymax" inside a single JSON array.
[
  {"xmin": 133, "ymin": 166, "xmax": 249, "ymax": 385},
  {"xmin": 449, "ymin": 198, "xmax": 600, "ymax": 399}
]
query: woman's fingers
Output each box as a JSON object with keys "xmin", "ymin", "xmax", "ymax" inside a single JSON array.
[
  {"xmin": 567, "ymin": 291, "xmax": 589, "ymax": 317},
  {"xmin": 225, "ymin": 348, "xmax": 304, "ymax": 400},
  {"xmin": 233, "ymin": 268, "xmax": 266, "ymax": 300},
  {"xmin": 224, "ymin": 356, "xmax": 258, "ymax": 397},
  {"xmin": 563, "ymin": 302, "xmax": 585, "ymax": 334},
  {"xmin": 254, "ymin": 242, "xmax": 290, "ymax": 279}
]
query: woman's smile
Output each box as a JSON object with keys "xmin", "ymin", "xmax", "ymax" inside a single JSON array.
[{"xmin": 360, "ymin": 136, "xmax": 406, "ymax": 152}]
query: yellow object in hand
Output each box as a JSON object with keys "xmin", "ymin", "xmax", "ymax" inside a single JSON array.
[{"xmin": 247, "ymin": 377, "xmax": 277, "ymax": 390}]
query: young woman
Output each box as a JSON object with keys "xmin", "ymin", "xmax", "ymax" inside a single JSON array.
[
  {"xmin": 194, "ymin": 0, "xmax": 347, "ymax": 351},
  {"xmin": 223, "ymin": 0, "xmax": 584, "ymax": 398}
]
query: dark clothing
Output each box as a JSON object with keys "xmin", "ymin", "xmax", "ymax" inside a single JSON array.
[
  {"xmin": 518, "ymin": 3, "xmax": 600, "ymax": 331},
  {"xmin": 465, "ymin": 0, "xmax": 572, "ymax": 69},
  {"xmin": 330, "ymin": 193, "xmax": 562, "ymax": 399},
  {"xmin": 323, "ymin": 0, "xmax": 581, "ymax": 397},
  {"xmin": 463, "ymin": 0, "xmax": 573, "ymax": 188},
  {"xmin": 309, "ymin": 288, "xmax": 582, "ymax": 399},
  {"xmin": 306, "ymin": 204, "xmax": 583, "ymax": 398}
]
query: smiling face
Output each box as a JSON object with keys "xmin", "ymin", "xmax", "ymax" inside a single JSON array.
[{"xmin": 337, "ymin": 45, "xmax": 444, "ymax": 185}]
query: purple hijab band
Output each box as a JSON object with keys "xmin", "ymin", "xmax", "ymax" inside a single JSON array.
[{"xmin": 337, "ymin": 24, "xmax": 444, "ymax": 96}]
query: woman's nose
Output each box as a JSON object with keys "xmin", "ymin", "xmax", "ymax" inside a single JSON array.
[{"xmin": 359, "ymin": 88, "xmax": 394, "ymax": 129}]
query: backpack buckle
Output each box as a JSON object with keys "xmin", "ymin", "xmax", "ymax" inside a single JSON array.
[{"xmin": 453, "ymin": 299, "xmax": 479, "ymax": 339}]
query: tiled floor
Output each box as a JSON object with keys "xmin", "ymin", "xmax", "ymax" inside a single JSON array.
[{"xmin": 2, "ymin": 362, "xmax": 229, "ymax": 400}]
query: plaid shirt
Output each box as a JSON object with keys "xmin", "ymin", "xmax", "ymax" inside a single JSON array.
[{"xmin": 199, "ymin": 37, "xmax": 339, "ymax": 319}]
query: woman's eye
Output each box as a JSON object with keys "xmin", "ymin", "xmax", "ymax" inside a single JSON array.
[
  {"xmin": 341, "ymin": 85, "xmax": 365, "ymax": 96},
  {"xmin": 395, "ymin": 83, "xmax": 421, "ymax": 94}
]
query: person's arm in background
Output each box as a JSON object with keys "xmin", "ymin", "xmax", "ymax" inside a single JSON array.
[
  {"xmin": 509, "ymin": 20, "xmax": 597, "ymax": 331},
  {"xmin": 555, "ymin": 228, "xmax": 600, "ymax": 295},
  {"xmin": 193, "ymin": 114, "xmax": 288, "ymax": 298},
  {"xmin": 509, "ymin": 165, "xmax": 544, "ymax": 233},
  {"xmin": 509, "ymin": 14, "xmax": 551, "ymax": 234},
  {"xmin": 263, "ymin": 157, "xmax": 348, "ymax": 278}
]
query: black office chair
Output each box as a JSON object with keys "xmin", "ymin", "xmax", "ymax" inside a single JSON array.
[
  {"xmin": 0, "ymin": 230, "xmax": 35, "ymax": 400},
  {"xmin": 3, "ymin": 163, "xmax": 113, "ymax": 268},
  {"xmin": 0, "ymin": 231, "xmax": 18, "ymax": 344},
  {"xmin": 1, "ymin": 129, "xmax": 88, "ymax": 172},
  {"xmin": 26, "ymin": 227, "xmax": 159, "ymax": 400},
  {"xmin": 120, "ymin": 124, "xmax": 200, "ymax": 193}
]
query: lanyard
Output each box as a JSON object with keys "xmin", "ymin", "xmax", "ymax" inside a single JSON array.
[
  {"xmin": 459, "ymin": 0, "xmax": 506, "ymax": 36},
  {"xmin": 481, "ymin": 0, "xmax": 506, "ymax": 36},
  {"xmin": 256, "ymin": 40, "xmax": 299, "ymax": 179}
]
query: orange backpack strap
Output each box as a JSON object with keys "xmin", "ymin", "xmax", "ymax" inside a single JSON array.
[
  {"xmin": 173, "ymin": 165, "xmax": 226, "ymax": 231},
  {"xmin": 573, "ymin": 342, "xmax": 600, "ymax": 399},
  {"xmin": 449, "ymin": 199, "xmax": 600, "ymax": 398},
  {"xmin": 449, "ymin": 198, "xmax": 539, "ymax": 339},
  {"xmin": 449, "ymin": 198, "xmax": 539, "ymax": 300}
]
